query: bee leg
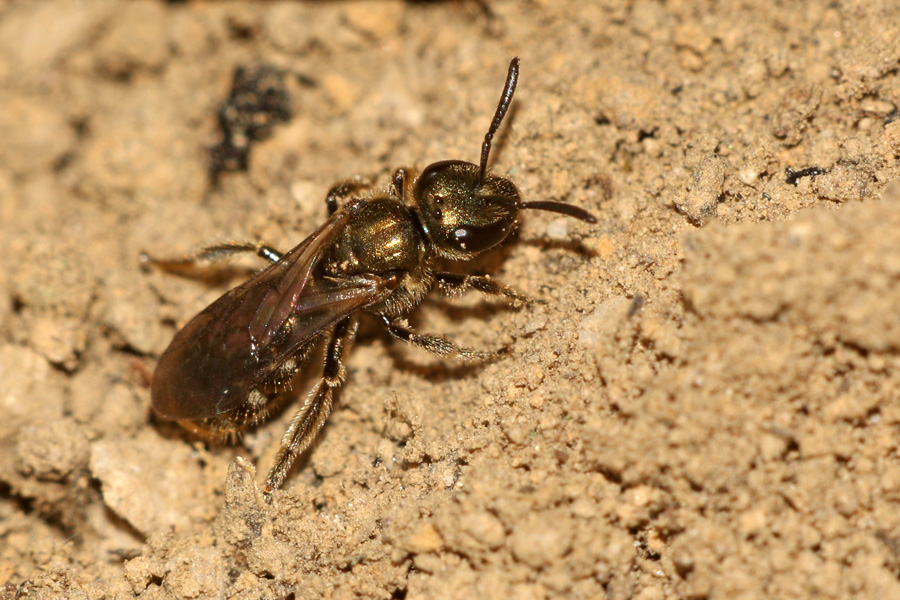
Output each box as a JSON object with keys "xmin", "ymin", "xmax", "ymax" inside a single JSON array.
[
  {"xmin": 326, "ymin": 175, "xmax": 377, "ymax": 215},
  {"xmin": 391, "ymin": 168, "xmax": 409, "ymax": 200},
  {"xmin": 141, "ymin": 242, "xmax": 284, "ymax": 273},
  {"xmin": 263, "ymin": 316, "xmax": 358, "ymax": 501},
  {"xmin": 380, "ymin": 315, "xmax": 506, "ymax": 361},
  {"xmin": 434, "ymin": 272, "xmax": 536, "ymax": 305}
]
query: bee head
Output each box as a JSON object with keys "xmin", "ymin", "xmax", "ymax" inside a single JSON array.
[
  {"xmin": 414, "ymin": 160, "xmax": 520, "ymax": 259},
  {"xmin": 413, "ymin": 58, "xmax": 595, "ymax": 260}
]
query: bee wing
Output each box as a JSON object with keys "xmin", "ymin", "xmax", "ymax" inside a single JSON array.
[{"xmin": 151, "ymin": 211, "xmax": 397, "ymax": 420}]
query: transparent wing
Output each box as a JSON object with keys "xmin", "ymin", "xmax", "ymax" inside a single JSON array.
[{"xmin": 151, "ymin": 211, "xmax": 398, "ymax": 420}]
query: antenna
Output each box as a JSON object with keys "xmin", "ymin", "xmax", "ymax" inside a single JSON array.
[
  {"xmin": 478, "ymin": 57, "xmax": 520, "ymax": 184},
  {"xmin": 522, "ymin": 200, "xmax": 597, "ymax": 223}
]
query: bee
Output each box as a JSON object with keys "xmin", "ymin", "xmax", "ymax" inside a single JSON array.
[{"xmin": 146, "ymin": 58, "xmax": 596, "ymax": 500}]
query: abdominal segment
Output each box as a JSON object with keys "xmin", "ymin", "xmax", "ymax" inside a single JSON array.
[{"xmin": 175, "ymin": 344, "xmax": 311, "ymax": 443}]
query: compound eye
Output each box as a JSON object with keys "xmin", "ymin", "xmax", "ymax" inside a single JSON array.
[{"xmin": 449, "ymin": 220, "xmax": 512, "ymax": 253}]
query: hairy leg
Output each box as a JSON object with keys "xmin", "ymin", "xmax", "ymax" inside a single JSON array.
[
  {"xmin": 263, "ymin": 317, "xmax": 358, "ymax": 500},
  {"xmin": 434, "ymin": 272, "xmax": 533, "ymax": 304},
  {"xmin": 141, "ymin": 241, "xmax": 283, "ymax": 275},
  {"xmin": 326, "ymin": 175, "xmax": 377, "ymax": 215},
  {"xmin": 380, "ymin": 314, "xmax": 506, "ymax": 361}
]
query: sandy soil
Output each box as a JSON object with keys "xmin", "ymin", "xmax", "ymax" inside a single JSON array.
[{"xmin": 2, "ymin": 0, "xmax": 900, "ymax": 598}]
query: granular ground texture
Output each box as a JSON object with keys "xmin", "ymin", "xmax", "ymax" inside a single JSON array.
[{"xmin": 2, "ymin": 1, "xmax": 900, "ymax": 599}]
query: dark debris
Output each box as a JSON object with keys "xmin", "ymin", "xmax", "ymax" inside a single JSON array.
[
  {"xmin": 210, "ymin": 65, "xmax": 293, "ymax": 185},
  {"xmin": 785, "ymin": 165, "xmax": 829, "ymax": 186}
]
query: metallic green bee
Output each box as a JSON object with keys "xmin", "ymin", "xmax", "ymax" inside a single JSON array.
[{"xmin": 147, "ymin": 58, "xmax": 596, "ymax": 499}]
